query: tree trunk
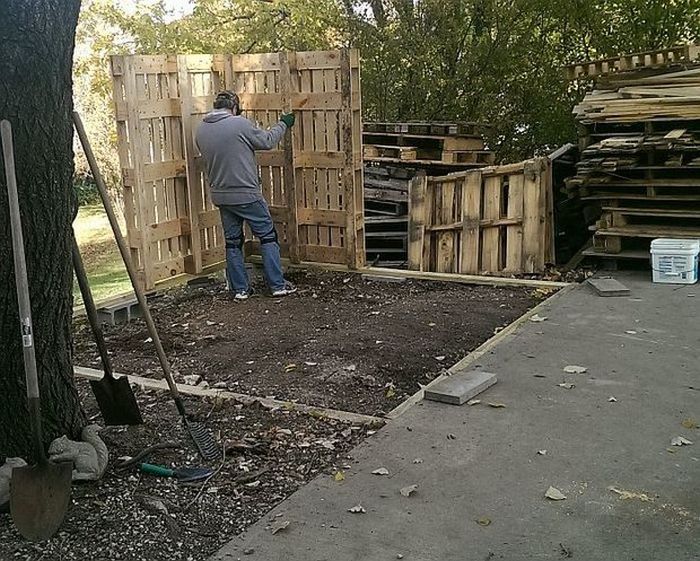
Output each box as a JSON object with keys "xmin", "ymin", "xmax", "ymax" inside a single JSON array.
[{"xmin": 0, "ymin": 0, "xmax": 86, "ymax": 461}]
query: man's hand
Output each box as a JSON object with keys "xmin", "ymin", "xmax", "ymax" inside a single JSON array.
[{"xmin": 281, "ymin": 113, "xmax": 296, "ymax": 128}]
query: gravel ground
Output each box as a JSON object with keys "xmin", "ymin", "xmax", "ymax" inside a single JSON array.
[{"xmin": 0, "ymin": 380, "xmax": 372, "ymax": 561}]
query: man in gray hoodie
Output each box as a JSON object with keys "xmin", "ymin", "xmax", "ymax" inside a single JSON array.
[{"xmin": 196, "ymin": 90, "xmax": 297, "ymax": 300}]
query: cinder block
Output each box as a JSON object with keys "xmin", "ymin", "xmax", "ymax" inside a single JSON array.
[
  {"xmin": 424, "ymin": 371, "xmax": 497, "ymax": 405},
  {"xmin": 587, "ymin": 277, "xmax": 630, "ymax": 297}
]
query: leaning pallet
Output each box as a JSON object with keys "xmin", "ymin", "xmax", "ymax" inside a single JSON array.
[
  {"xmin": 408, "ymin": 158, "xmax": 554, "ymax": 275},
  {"xmin": 111, "ymin": 50, "xmax": 364, "ymax": 291}
]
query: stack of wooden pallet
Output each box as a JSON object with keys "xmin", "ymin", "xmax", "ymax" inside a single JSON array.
[
  {"xmin": 363, "ymin": 165, "xmax": 414, "ymax": 266},
  {"xmin": 565, "ymin": 53, "xmax": 700, "ymax": 261},
  {"xmin": 363, "ymin": 122, "xmax": 495, "ymax": 267},
  {"xmin": 363, "ymin": 122, "xmax": 495, "ymax": 171}
]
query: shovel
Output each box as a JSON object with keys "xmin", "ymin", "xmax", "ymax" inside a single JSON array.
[
  {"xmin": 72, "ymin": 111, "xmax": 220, "ymax": 461},
  {"xmin": 1, "ymin": 120, "xmax": 73, "ymax": 542},
  {"xmin": 71, "ymin": 235, "xmax": 143, "ymax": 425}
]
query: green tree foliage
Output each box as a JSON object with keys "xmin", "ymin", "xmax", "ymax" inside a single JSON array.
[{"xmin": 74, "ymin": 0, "xmax": 700, "ymax": 175}]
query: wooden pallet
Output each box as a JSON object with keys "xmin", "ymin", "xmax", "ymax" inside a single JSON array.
[
  {"xmin": 408, "ymin": 158, "xmax": 553, "ymax": 275},
  {"xmin": 364, "ymin": 121, "xmax": 490, "ymax": 136},
  {"xmin": 593, "ymin": 224, "xmax": 700, "ymax": 253},
  {"xmin": 364, "ymin": 144, "xmax": 417, "ymax": 160},
  {"xmin": 111, "ymin": 50, "xmax": 364, "ymax": 290},
  {"xmin": 564, "ymin": 45, "xmax": 700, "ymax": 81},
  {"xmin": 441, "ymin": 150, "xmax": 496, "ymax": 164}
]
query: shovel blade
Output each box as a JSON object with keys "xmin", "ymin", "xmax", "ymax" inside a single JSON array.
[
  {"xmin": 10, "ymin": 461, "xmax": 72, "ymax": 542},
  {"xmin": 90, "ymin": 376, "xmax": 143, "ymax": 426}
]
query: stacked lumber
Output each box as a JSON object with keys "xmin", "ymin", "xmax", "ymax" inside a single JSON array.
[
  {"xmin": 573, "ymin": 66, "xmax": 700, "ymax": 123},
  {"xmin": 566, "ymin": 62, "xmax": 700, "ymax": 259},
  {"xmin": 363, "ymin": 122, "xmax": 495, "ymax": 171}
]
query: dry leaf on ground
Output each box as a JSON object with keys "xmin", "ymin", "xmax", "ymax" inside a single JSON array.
[
  {"xmin": 681, "ymin": 418, "xmax": 698, "ymax": 430},
  {"xmin": 466, "ymin": 399, "xmax": 481, "ymax": 406},
  {"xmin": 270, "ymin": 520, "xmax": 290, "ymax": 535},
  {"xmin": 563, "ymin": 365, "xmax": 587, "ymax": 374},
  {"xmin": 476, "ymin": 516, "xmax": 492, "ymax": 526},
  {"xmin": 671, "ymin": 436, "xmax": 693, "ymax": 446},
  {"xmin": 545, "ymin": 486, "xmax": 567, "ymax": 500},
  {"xmin": 557, "ymin": 383, "xmax": 575, "ymax": 390},
  {"xmin": 488, "ymin": 402, "xmax": 507, "ymax": 408},
  {"xmin": 530, "ymin": 314, "xmax": 547, "ymax": 323},
  {"xmin": 372, "ymin": 467, "xmax": 390, "ymax": 476},
  {"xmin": 334, "ymin": 471, "xmax": 345, "ymax": 482},
  {"xmin": 347, "ymin": 504, "xmax": 366, "ymax": 513},
  {"xmin": 400, "ymin": 484, "xmax": 418, "ymax": 497}
]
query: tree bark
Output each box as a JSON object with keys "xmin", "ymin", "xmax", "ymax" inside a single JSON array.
[{"xmin": 0, "ymin": 0, "xmax": 86, "ymax": 461}]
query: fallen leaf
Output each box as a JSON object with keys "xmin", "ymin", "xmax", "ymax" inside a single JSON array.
[
  {"xmin": 348, "ymin": 504, "xmax": 366, "ymax": 513},
  {"xmin": 530, "ymin": 314, "xmax": 547, "ymax": 323},
  {"xmin": 476, "ymin": 516, "xmax": 492, "ymax": 526},
  {"xmin": 537, "ymin": 450, "xmax": 547, "ymax": 456},
  {"xmin": 557, "ymin": 383, "xmax": 575, "ymax": 390},
  {"xmin": 334, "ymin": 471, "xmax": 345, "ymax": 482},
  {"xmin": 487, "ymin": 402, "xmax": 507, "ymax": 408},
  {"xmin": 466, "ymin": 399, "xmax": 481, "ymax": 406},
  {"xmin": 671, "ymin": 436, "xmax": 693, "ymax": 446},
  {"xmin": 413, "ymin": 458, "xmax": 424, "ymax": 464},
  {"xmin": 681, "ymin": 418, "xmax": 698, "ymax": 430},
  {"xmin": 143, "ymin": 337, "xmax": 153, "ymax": 343},
  {"xmin": 545, "ymin": 486, "xmax": 567, "ymax": 501},
  {"xmin": 400, "ymin": 484, "xmax": 418, "ymax": 497},
  {"xmin": 428, "ymin": 322, "xmax": 436, "ymax": 327},
  {"xmin": 385, "ymin": 387, "xmax": 396, "ymax": 398},
  {"xmin": 435, "ymin": 356, "xmax": 446, "ymax": 362},
  {"xmin": 284, "ymin": 364, "xmax": 298, "ymax": 372},
  {"xmin": 270, "ymin": 520, "xmax": 290, "ymax": 534},
  {"xmin": 563, "ymin": 365, "xmax": 587, "ymax": 374},
  {"xmin": 625, "ymin": 330, "xmax": 637, "ymax": 335},
  {"xmin": 446, "ymin": 433, "xmax": 457, "ymax": 440},
  {"xmin": 608, "ymin": 396, "xmax": 618, "ymax": 402},
  {"xmin": 372, "ymin": 467, "xmax": 389, "ymax": 476},
  {"xmin": 304, "ymin": 361, "xmax": 318, "ymax": 367}
]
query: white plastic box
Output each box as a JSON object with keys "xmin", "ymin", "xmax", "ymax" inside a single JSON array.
[{"xmin": 650, "ymin": 238, "xmax": 699, "ymax": 284}]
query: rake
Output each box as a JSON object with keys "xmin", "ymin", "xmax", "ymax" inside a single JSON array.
[{"xmin": 72, "ymin": 111, "xmax": 220, "ymax": 461}]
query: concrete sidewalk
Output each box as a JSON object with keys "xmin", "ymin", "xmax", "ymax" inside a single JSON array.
[{"xmin": 212, "ymin": 273, "xmax": 699, "ymax": 561}]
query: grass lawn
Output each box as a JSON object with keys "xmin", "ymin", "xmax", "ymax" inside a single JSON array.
[{"xmin": 73, "ymin": 205, "xmax": 131, "ymax": 304}]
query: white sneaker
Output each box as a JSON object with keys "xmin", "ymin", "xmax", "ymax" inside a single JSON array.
[
  {"xmin": 233, "ymin": 291, "xmax": 250, "ymax": 301},
  {"xmin": 271, "ymin": 282, "xmax": 297, "ymax": 297}
]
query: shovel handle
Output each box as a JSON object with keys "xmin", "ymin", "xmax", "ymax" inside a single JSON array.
[
  {"xmin": 139, "ymin": 463, "xmax": 174, "ymax": 478},
  {"xmin": 72, "ymin": 111, "xmax": 184, "ymax": 406},
  {"xmin": 1, "ymin": 120, "xmax": 45, "ymax": 461},
  {"xmin": 71, "ymin": 234, "xmax": 115, "ymax": 380}
]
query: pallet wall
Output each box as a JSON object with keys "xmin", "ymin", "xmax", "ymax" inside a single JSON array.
[
  {"xmin": 111, "ymin": 50, "xmax": 364, "ymax": 290},
  {"xmin": 408, "ymin": 158, "xmax": 554, "ymax": 274}
]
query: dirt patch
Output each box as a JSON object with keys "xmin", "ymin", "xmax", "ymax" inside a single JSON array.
[
  {"xmin": 0, "ymin": 380, "xmax": 370, "ymax": 561},
  {"xmin": 74, "ymin": 271, "xmax": 540, "ymax": 416}
]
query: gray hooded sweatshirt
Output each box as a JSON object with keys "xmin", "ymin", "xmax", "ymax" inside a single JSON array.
[{"xmin": 195, "ymin": 110, "xmax": 287, "ymax": 206}]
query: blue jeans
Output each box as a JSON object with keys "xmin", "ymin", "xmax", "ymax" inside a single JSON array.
[{"xmin": 219, "ymin": 201, "xmax": 286, "ymax": 292}]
